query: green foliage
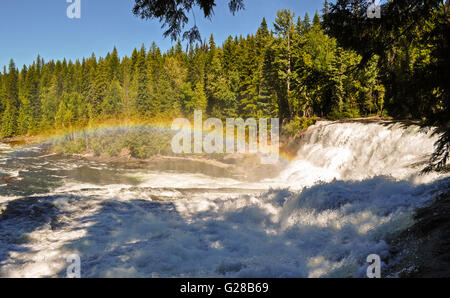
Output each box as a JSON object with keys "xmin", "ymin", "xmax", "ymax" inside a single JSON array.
[
  {"xmin": 283, "ymin": 116, "xmax": 316, "ymax": 137},
  {"xmin": 102, "ymin": 79, "xmax": 123, "ymax": 118},
  {"xmin": 0, "ymin": 16, "xmax": 383, "ymax": 140},
  {"xmin": 53, "ymin": 127, "xmax": 175, "ymax": 159},
  {"xmin": 1, "ymin": 104, "xmax": 17, "ymax": 137},
  {"xmin": 182, "ymin": 82, "xmax": 207, "ymax": 114},
  {"xmin": 0, "ymin": 75, "xmax": 5, "ymax": 119}
]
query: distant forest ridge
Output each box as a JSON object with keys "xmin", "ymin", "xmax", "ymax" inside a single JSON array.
[{"xmin": 0, "ymin": 9, "xmax": 439, "ymax": 138}]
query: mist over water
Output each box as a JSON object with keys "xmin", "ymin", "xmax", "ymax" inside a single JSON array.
[
  {"xmin": 0, "ymin": 121, "xmax": 448, "ymax": 277},
  {"xmin": 276, "ymin": 121, "xmax": 440, "ymax": 187}
]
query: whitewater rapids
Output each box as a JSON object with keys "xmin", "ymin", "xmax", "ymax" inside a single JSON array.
[{"xmin": 0, "ymin": 121, "xmax": 448, "ymax": 277}]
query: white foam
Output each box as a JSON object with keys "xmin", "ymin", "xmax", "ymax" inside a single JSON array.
[
  {"xmin": 275, "ymin": 122, "xmax": 440, "ymax": 189},
  {"xmin": 0, "ymin": 122, "xmax": 447, "ymax": 278}
]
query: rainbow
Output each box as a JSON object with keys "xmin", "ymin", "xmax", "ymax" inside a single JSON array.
[{"xmin": 5, "ymin": 120, "xmax": 299, "ymax": 163}]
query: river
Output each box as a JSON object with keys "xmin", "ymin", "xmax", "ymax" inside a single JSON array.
[{"xmin": 0, "ymin": 121, "xmax": 448, "ymax": 277}]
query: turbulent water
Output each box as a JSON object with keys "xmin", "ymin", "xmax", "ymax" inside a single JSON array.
[{"xmin": 0, "ymin": 121, "xmax": 448, "ymax": 278}]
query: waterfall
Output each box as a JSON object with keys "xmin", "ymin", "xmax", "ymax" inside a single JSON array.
[
  {"xmin": 277, "ymin": 121, "xmax": 439, "ymax": 188},
  {"xmin": 0, "ymin": 121, "xmax": 448, "ymax": 277}
]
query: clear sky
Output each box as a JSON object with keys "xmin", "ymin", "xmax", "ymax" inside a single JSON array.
[{"xmin": 0, "ymin": 0, "xmax": 325, "ymax": 69}]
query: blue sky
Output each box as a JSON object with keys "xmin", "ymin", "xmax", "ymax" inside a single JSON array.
[{"xmin": 0, "ymin": 0, "xmax": 325, "ymax": 69}]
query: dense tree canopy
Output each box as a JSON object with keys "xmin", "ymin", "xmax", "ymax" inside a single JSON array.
[{"xmin": 0, "ymin": 12, "xmax": 385, "ymax": 137}]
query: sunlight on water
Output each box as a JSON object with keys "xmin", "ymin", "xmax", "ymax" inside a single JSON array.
[
  {"xmin": 0, "ymin": 121, "xmax": 448, "ymax": 277},
  {"xmin": 276, "ymin": 121, "xmax": 438, "ymax": 188}
]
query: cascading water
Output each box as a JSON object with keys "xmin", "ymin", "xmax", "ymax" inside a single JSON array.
[
  {"xmin": 0, "ymin": 121, "xmax": 448, "ymax": 277},
  {"xmin": 277, "ymin": 121, "xmax": 439, "ymax": 188}
]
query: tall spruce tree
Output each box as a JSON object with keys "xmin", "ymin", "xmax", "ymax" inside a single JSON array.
[{"xmin": 1, "ymin": 60, "xmax": 19, "ymax": 137}]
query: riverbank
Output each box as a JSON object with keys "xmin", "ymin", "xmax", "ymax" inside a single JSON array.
[
  {"xmin": 0, "ymin": 116, "xmax": 416, "ymax": 166},
  {"xmin": 0, "ymin": 116, "xmax": 416, "ymax": 170},
  {"xmin": 387, "ymin": 187, "xmax": 450, "ymax": 277},
  {"xmin": 0, "ymin": 136, "xmax": 41, "ymax": 147}
]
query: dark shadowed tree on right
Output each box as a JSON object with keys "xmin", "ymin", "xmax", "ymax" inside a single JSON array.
[{"xmin": 323, "ymin": 0, "xmax": 449, "ymax": 172}]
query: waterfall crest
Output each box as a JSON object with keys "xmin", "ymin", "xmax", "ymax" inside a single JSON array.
[{"xmin": 278, "ymin": 121, "xmax": 439, "ymax": 188}]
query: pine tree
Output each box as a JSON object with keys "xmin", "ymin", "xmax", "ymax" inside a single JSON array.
[
  {"xmin": 0, "ymin": 71, "xmax": 6, "ymax": 121},
  {"xmin": 121, "ymin": 57, "xmax": 133, "ymax": 121},
  {"xmin": 193, "ymin": 81, "xmax": 208, "ymax": 112},
  {"xmin": 133, "ymin": 45, "xmax": 151, "ymax": 117},
  {"xmin": 17, "ymin": 94, "xmax": 32, "ymax": 135},
  {"xmin": 322, "ymin": 0, "xmax": 330, "ymax": 15},
  {"xmin": 40, "ymin": 75, "xmax": 59, "ymax": 130},
  {"xmin": 187, "ymin": 45, "xmax": 206, "ymax": 89},
  {"xmin": 302, "ymin": 12, "xmax": 311, "ymax": 33},
  {"xmin": 239, "ymin": 36, "xmax": 259, "ymax": 118},
  {"xmin": 91, "ymin": 58, "xmax": 109, "ymax": 117},
  {"xmin": 313, "ymin": 11, "xmax": 321, "ymax": 28},
  {"xmin": 102, "ymin": 79, "xmax": 123, "ymax": 118},
  {"xmin": 272, "ymin": 9, "xmax": 297, "ymax": 119},
  {"xmin": 206, "ymin": 48, "xmax": 237, "ymax": 118},
  {"xmin": 1, "ymin": 60, "xmax": 19, "ymax": 137},
  {"xmin": 108, "ymin": 46, "xmax": 121, "ymax": 81},
  {"xmin": 18, "ymin": 62, "xmax": 42, "ymax": 134}
]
